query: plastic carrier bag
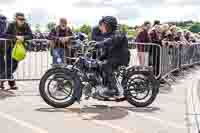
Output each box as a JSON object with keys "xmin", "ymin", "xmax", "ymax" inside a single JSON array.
[{"xmin": 12, "ymin": 40, "xmax": 26, "ymax": 61}]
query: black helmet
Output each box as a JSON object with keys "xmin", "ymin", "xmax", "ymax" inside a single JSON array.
[
  {"xmin": 99, "ymin": 16, "xmax": 118, "ymax": 32},
  {"xmin": 15, "ymin": 12, "xmax": 25, "ymax": 18}
]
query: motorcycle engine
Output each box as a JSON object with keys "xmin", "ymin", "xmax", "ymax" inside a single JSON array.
[{"xmin": 86, "ymin": 72, "xmax": 102, "ymax": 84}]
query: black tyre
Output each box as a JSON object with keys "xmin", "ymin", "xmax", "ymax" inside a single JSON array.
[
  {"xmin": 123, "ymin": 71, "xmax": 159, "ymax": 107},
  {"xmin": 39, "ymin": 68, "xmax": 81, "ymax": 108}
]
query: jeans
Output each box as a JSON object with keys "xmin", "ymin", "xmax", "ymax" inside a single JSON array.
[
  {"xmin": 0, "ymin": 52, "xmax": 5, "ymax": 78},
  {"xmin": 52, "ymin": 48, "xmax": 65, "ymax": 64},
  {"xmin": 0, "ymin": 47, "xmax": 18, "ymax": 79},
  {"xmin": 0, "ymin": 47, "xmax": 18, "ymax": 86}
]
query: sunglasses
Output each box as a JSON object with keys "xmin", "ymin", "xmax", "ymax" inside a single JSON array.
[
  {"xmin": 60, "ymin": 24, "xmax": 66, "ymax": 28},
  {"xmin": 17, "ymin": 18, "xmax": 25, "ymax": 21}
]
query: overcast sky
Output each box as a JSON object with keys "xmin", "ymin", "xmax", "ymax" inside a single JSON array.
[{"xmin": 0, "ymin": 0, "xmax": 200, "ymax": 27}]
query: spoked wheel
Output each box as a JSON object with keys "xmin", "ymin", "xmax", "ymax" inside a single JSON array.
[
  {"xmin": 47, "ymin": 75, "xmax": 73, "ymax": 101},
  {"xmin": 39, "ymin": 68, "xmax": 81, "ymax": 108},
  {"xmin": 124, "ymin": 71, "xmax": 159, "ymax": 107}
]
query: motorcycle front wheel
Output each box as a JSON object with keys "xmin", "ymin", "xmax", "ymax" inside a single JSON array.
[{"xmin": 39, "ymin": 68, "xmax": 81, "ymax": 108}]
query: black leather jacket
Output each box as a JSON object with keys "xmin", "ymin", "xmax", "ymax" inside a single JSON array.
[
  {"xmin": 95, "ymin": 31, "xmax": 130, "ymax": 66},
  {"xmin": 91, "ymin": 26, "xmax": 104, "ymax": 41}
]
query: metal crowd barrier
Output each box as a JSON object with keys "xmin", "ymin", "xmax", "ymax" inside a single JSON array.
[
  {"xmin": 1, "ymin": 38, "xmax": 200, "ymax": 82},
  {"xmin": 0, "ymin": 38, "xmax": 52, "ymax": 81},
  {"xmin": 0, "ymin": 38, "xmax": 87, "ymax": 81},
  {"xmin": 180, "ymin": 43, "xmax": 200, "ymax": 68},
  {"xmin": 129, "ymin": 42, "xmax": 200, "ymax": 79},
  {"xmin": 159, "ymin": 44, "xmax": 181, "ymax": 78},
  {"xmin": 128, "ymin": 42, "xmax": 162, "ymax": 79}
]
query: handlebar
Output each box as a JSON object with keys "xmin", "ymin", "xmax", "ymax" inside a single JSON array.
[{"xmin": 88, "ymin": 41, "xmax": 97, "ymax": 46}]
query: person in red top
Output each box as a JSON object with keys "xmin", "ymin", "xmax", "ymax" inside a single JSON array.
[
  {"xmin": 149, "ymin": 25, "xmax": 161, "ymax": 44},
  {"xmin": 135, "ymin": 21, "xmax": 151, "ymax": 65},
  {"xmin": 135, "ymin": 21, "xmax": 151, "ymax": 44}
]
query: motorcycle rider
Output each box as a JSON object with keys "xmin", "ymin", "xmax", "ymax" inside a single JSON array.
[
  {"xmin": 91, "ymin": 21, "xmax": 104, "ymax": 59},
  {"xmin": 93, "ymin": 16, "xmax": 130, "ymax": 97}
]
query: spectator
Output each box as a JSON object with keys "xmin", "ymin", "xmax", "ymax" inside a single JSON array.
[
  {"xmin": 149, "ymin": 25, "xmax": 162, "ymax": 77},
  {"xmin": 134, "ymin": 25, "xmax": 141, "ymax": 35},
  {"xmin": 0, "ymin": 14, "xmax": 7, "ymax": 89},
  {"xmin": 169, "ymin": 25, "xmax": 177, "ymax": 36},
  {"xmin": 135, "ymin": 21, "xmax": 151, "ymax": 66},
  {"xmin": 189, "ymin": 34, "xmax": 197, "ymax": 43},
  {"xmin": 150, "ymin": 25, "xmax": 161, "ymax": 44},
  {"xmin": 135, "ymin": 21, "xmax": 151, "ymax": 43},
  {"xmin": 1, "ymin": 12, "xmax": 32, "ymax": 90},
  {"xmin": 48, "ymin": 18, "xmax": 73, "ymax": 65},
  {"xmin": 153, "ymin": 20, "xmax": 161, "ymax": 26},
  {"xmin": 185, "ymin": 31, "xmax": 191, "ymax": 41},
  {"xmin": 162, "ymin": 31, "xmax": 174, "ymax": 42},
  {"xmin": 174, "ymin": 29, "xmax": 189, "ymax": 45},
  {"xmin": 183, "ymin": 30, "xmax": 197, "ymax": 43},
  {"xmin": 160, "ymin": 24, "xmax": 169, "ymax": 40}
]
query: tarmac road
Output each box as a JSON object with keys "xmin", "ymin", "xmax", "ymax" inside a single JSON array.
[{"xmin": 0, "ymin": 52, "xmax": 200, "ymax": 133}]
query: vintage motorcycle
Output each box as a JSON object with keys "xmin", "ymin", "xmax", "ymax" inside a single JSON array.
[{"xmin": 39, "ymin": 41, "xmax": 159, "ymax": 108}]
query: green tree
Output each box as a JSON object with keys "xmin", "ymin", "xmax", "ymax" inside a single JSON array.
[
  {"xmin": 119, "ymin": 24, "xmax": 129, "ymax": 34},
  {"xmin": 73, "ymin": 27, "xmax": 80, "ymax": 33},
  {"xmin": 79, "ymin": 24, "xmax": 91, "ymax": 35},
  {"xmin": 35, "ymin": 24, "xmax": 41, "ymax": 32},
  {"xmin": 189, "ymin": 23, "xmax": 200, "ymax": 33},
  {"xmin": 46, "ymin": 22, "xmax": 56, "ymax": 32},
  {"xmin": 127, "ymin": 30, "xmax": 137, "ymax": 38}
]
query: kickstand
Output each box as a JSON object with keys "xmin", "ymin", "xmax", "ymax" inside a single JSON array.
[{"xmin": 168, "ymin": 73, "xmax": 176, "ymax": 82}]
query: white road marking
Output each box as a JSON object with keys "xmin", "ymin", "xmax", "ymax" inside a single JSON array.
[
  {"xmin": 186, "ymin": 79, "xmax": 200, "ymax": 133},
  {"xmin": 0, "ymin": 111, "xmax": 48, "ymax": 133}
]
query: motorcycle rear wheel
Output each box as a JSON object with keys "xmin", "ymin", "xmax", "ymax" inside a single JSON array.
[{"xmin": 123, "ymin": 71, "xmax": 159, "ymax": 107}]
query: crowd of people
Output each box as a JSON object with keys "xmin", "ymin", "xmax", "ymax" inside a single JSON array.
[
  {"xmin": 134, "ymin": 20, "xmax": 200, "ymax": 77},
  {"xmin": 135, "ymin": 20, "xmax": 200, "ymax": 46}
]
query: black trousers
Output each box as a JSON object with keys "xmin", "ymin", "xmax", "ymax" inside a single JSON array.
[
  {"xmin": 0, "ymin": 47, "xmax": 18, "ymax": 86},
  {"xmin": 149, "ymin": 46, "xmax": 160, "ymax": 78},
  {"xmin": 101, "ymin": 60, "xmax": 118, "ymax": 90}
]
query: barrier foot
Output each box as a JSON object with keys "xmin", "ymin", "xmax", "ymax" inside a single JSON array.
[
  {"xmin": 168, "ymin": 73, "xmax": 176, "ymax": 82},
  {"xmin": 160, "ymin": 77, "xmax": 171, "ymax": 87}
]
